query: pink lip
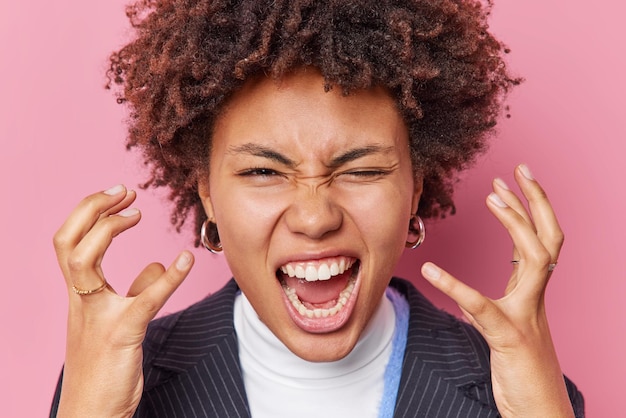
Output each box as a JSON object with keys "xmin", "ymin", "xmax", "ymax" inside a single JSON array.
[{"xmin": 279, "ymin": 261, "xmax": 361, "ymax": 334}]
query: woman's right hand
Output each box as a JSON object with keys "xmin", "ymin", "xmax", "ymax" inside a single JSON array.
[{"xmin": 53, "ymin": 185, "xmax": 194, "ymax": 418}]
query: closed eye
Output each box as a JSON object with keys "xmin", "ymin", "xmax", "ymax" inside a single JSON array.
[{"xmin": 343, "ymin": 169, "xmax": 391, "ymax": 178}]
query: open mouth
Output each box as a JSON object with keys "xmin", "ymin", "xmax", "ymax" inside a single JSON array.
[{"xmin": 277, "ymin": 257, "xmax": 360, "ymax": 333}]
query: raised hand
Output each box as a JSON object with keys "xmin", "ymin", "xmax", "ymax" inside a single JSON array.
[
  {"xmin": 53, "ymin": 185, "xmax": 194, "ymax": 417},
  {"xmin": 420, "ymin": 165, "xmax": 575, "ymax": 417}
]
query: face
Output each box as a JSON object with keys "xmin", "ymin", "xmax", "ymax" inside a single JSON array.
[{"xmin": 199, "ymin": 69, "xmax": 421, "ymax": 362}]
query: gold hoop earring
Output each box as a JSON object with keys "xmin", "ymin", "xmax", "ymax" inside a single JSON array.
[
  {"xmin": 200, "ymin": 219, "xmax": 223, "ymax": 253},
  {"xmin": 406, "ymin": 215, "xmax": 425, "ymax": 249}
]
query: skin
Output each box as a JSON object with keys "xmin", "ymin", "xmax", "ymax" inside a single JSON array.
[
  {"xmin": 198, "ymin": 69, "xmax": 420, "ymax": 362},
  {"xmin": 53, "ymin": 70, "xmax": 574, "ymax": 417}
]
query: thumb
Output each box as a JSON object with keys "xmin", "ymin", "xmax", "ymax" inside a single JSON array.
[
  {"xmin": 129, "ymin": 251, "xmax": 194, "ymax": 326},
  {"xmin": 127, "ymin": 263, "xmax": 166, "ymax": 297}
]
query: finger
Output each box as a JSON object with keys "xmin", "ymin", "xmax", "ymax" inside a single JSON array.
[
  {"xmin": 492, "ymin": 177, "xmax": 531, "ymax": 266},
  {"xmin": 492, "ymin": 177, "xmax": 533, "ymax": 226},
  {"xmin": 491, "ymin": 179, "xmax": 523, "ymax": 292},
  {"xmin": 514, "ymin": 164, "xmax": 564, "ymax": 261},
  {"xmin": 486, "ymin": 192, "xmax": 554, "ymax": 294},
  {"xmin": 127, "ymin": 263, "xmax": 165, "ymax": 297},
  {"xmin": 54, "ymin": 186, "xmax": 135, "ymax": 260},
  {"xmin": 421, "ymin": 262, "xmax": 504, "ymax": 334},
  {"xmin": 99, "ymin": 189, "xmax": 138, "ymax": 219},
  {"xmin": 129, "ymin": 251, "xmax": 194, "ymax": 326},
  {"xmin": 64, "ymin": 208, "xmax": 141, "ymax": 291}
]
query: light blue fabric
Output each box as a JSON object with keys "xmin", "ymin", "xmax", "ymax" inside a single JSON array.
[{"xmin": 379, "ymin": 286, "xmax": 410, "ymax": 418}]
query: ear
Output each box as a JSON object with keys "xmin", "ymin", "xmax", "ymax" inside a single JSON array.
[
  {"xmin": 197, "ymin": 178, "xmax": 216, "ymax": 221},
  {"xmin": 411, "ymin": 174, "xmax": 423, "ymax": 215}
]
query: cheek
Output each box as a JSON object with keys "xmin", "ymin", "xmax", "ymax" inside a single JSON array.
[
  {"xmin": 343, "ymin": 184, "xmax": 414, "ymax": 245},
  {"xmin": 215, "ymin": 192, "xmax": 287, "ymax": 304},
  {"xmin": 214, "ymin": 189, "xmax": 286, "ymax": 253}
]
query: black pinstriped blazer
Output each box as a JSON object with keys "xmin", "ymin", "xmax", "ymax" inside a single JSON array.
[{"xmin": 51, "ymin": 278, "xmax": 584, "ymax": 417}]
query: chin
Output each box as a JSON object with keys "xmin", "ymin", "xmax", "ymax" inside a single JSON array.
[{"xmin": 282, "ymin": 323, "xmax": 365, "ymax": 363}]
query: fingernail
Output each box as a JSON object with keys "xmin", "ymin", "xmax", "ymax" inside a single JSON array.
[
  {"xmin": 488, "ymin": 193, "xmax": 508, "ymax": 208},
  {"xmin": 176, "ymin": 252, "xmax": 192, "ymax": 270},
  {"xmin": 422, "ymin": 262, "xmax": 441, "ymax": 280},
  {"xmin": 493, "ymin": 177, "xmax": 509, "ymax": 190},
  {"xmin": 519, "ymin": 164, "xmax": 534, "ymax": 180},
  {"xmin": 104, "ymin": 184, "xmax": 125, "ymax": 195},
  {"xmin": 118, "ymin": 208, "xmax": 139, "ymax": 217}
]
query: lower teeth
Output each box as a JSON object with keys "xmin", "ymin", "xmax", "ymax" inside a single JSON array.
[{"xmin": 282, "ymin": 278, "xmax": 356, "ymax": 319}]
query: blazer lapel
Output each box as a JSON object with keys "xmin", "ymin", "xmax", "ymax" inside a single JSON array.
[
  {"xmin": 390, "ymin": 278, "xmax": 499, "ymax": 418},
  {"xmin": 138, "ymin": 280, "xmax": 252, "ymax": 418},
  {"xmin": 137, "ymin": 277, "xmax": 499, "ymax": 417}
]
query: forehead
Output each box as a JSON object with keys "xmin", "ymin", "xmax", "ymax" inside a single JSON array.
[{"xmin": 212, "ymin": 69, "xmax": 408, "ymax": 155}]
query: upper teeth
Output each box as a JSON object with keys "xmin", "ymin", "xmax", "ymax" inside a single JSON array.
[{"xmin": 280, "ymin": 257, "xmax": 354, "ymax": 282}]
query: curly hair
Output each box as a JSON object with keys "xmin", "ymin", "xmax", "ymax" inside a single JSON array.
[{"xmin": 107, "ymin": 0, "xmax": 519, "ymax": 245}]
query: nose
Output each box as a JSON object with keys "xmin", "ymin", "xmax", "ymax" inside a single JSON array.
[{"xmin": 284, "ymin": 185, "xmax": 343, "ymax": 239}]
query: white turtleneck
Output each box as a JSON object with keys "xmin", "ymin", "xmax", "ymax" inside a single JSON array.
[{"xmin": 233, "ymin": 291, "xmax": 396, "ymax": 418}]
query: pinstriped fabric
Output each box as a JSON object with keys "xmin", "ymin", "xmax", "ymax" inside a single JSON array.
[
  {"xmin": 135, "ymin": 278, "xmax": 501, "ymax": 417},
  {"xmin": 50, "ymin": 277, "xmax": 584, "ymax": 417},
  {"xmin": 391, "ymin": 279, "xmax": 585, "ymax": 418},
  {"xmin": 135, "ymin": 280, "xmax": 251, "ymax": 417},
  {"xmin": 390, "ymin": 279, "xmax": 499, "ymax": 418}
]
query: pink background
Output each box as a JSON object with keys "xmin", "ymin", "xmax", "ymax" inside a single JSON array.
[{"xmin": 1, "ymin": 1, "xmax": 624, "ymax": 416}]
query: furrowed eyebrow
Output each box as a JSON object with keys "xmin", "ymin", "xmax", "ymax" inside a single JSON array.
[
  {"xmin": 227, "ymin": 143, "xmax": 395, "ymax": 167},
  {"xmin": 328, "ymin": 145, "xmax": 395, "ymax": 167},
  {"xmin": 227, "ymin": 143, "xmax": 296, "ymax": 167}
]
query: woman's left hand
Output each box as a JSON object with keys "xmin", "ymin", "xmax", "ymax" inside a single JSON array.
[{"xmin": 421, "ymin": 164, "xmax": 575, "ymax": 417}]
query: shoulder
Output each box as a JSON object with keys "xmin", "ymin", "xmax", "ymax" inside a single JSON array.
[
  {"xmin": 141, "ymin": 279, "xmax": 240, "ymax": 387},
  {"xmin": 136, "ymin": 279, "xmax": 251, "ymax": 417},
  {"xmin": 390, "ymin": 276, "xmax": 490, "ymax": 366},
  {"xmin": 389, "ymin": 277, "xmax": 498, "ymax": 414},
  {"xmin": 389, "ymin": 277, "xmax": 491, "ymax": 370},
  {"xmin": 389, "ymin": 277, "xmax": 585, "ymax": 417}
]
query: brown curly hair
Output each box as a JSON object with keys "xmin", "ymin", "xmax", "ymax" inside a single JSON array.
[{"xmin": 107, "ymin": 0, "xmax": 519, "ymax": 245}]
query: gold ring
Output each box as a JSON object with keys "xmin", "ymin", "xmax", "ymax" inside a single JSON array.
[{"xmin": 72, "ymin": 280, "xmax": 108, "ymax": 296}]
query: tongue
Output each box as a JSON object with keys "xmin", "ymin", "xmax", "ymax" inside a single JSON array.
[{"xmin": 282, "ymin": 270, "xmax": 351, "ymax": 305}]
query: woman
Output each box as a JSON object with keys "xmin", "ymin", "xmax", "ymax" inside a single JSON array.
[{"xmin": 51, "ymin": 0, "xmax": 584, "ymax": 416}]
